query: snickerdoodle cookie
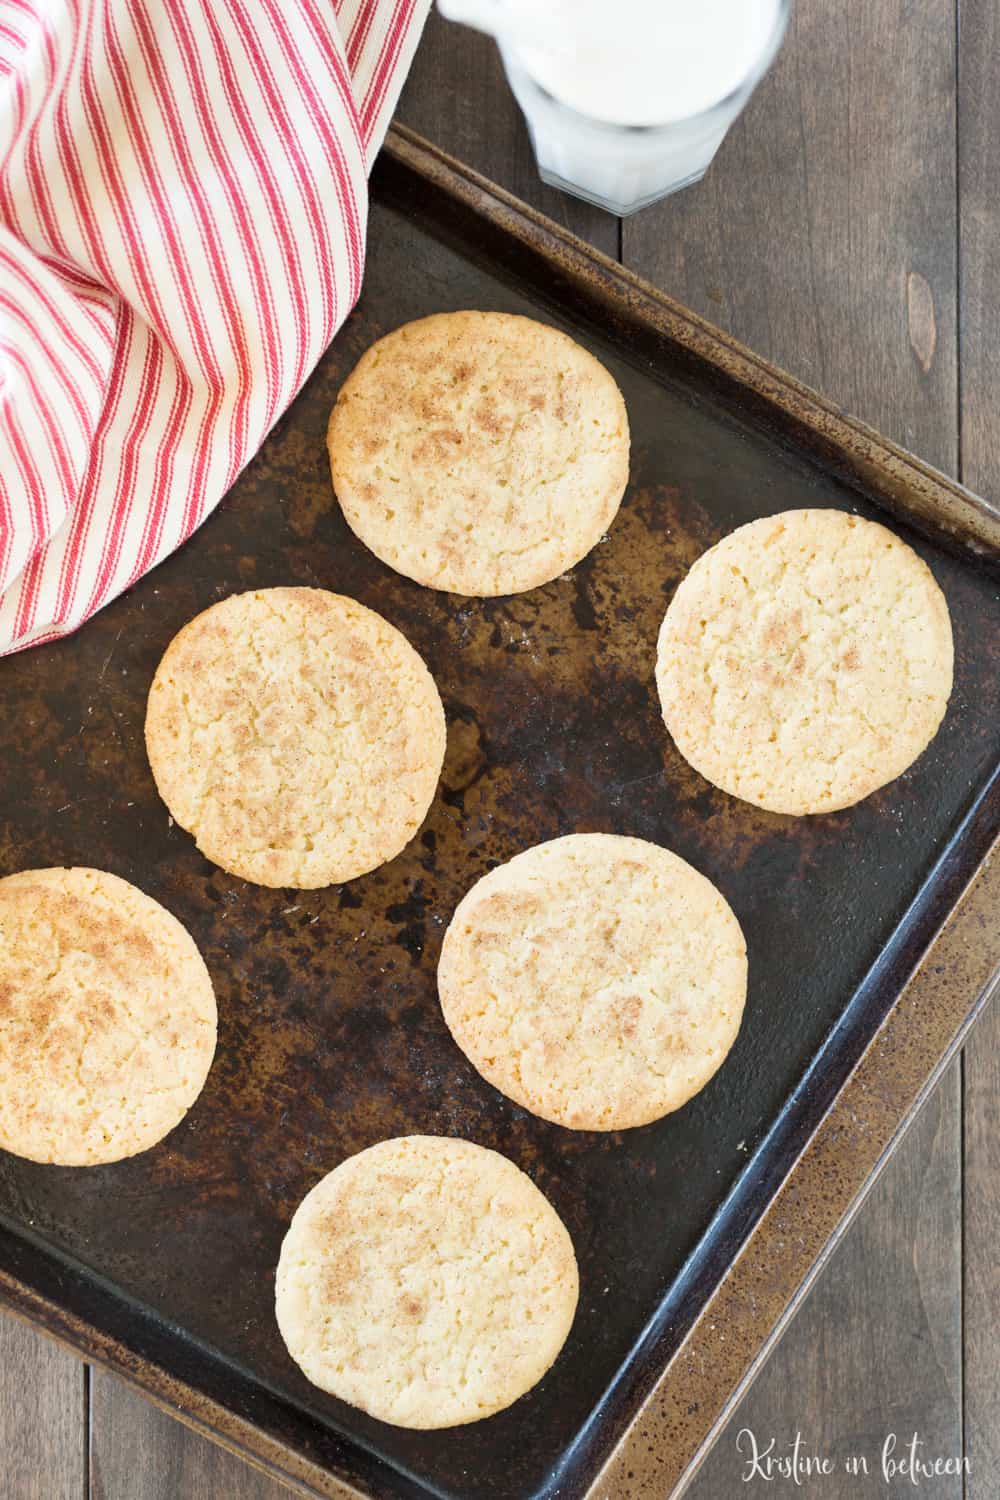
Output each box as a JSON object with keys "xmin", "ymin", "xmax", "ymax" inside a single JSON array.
[
  {"xmin": 275, "ymin": 1135, "xmax": 578, "ymax": 1427},
  {"xmin": 438, "ymin": 833, "xmax": 747, "ymax": 1131},
  {"xmin": 145, "ymin": 588, "xmax": 446, "ymax": 888},
  {"xmin": 655, "ymin": 509, "xmax": 953, "ymax": 815},
  {"xmin": 327, "ymin": 311, "xmax": 629, "ymax": 595},
  {"xmin": 0, "ymin": 866, "xmax": 216, "ymax": 1165}
]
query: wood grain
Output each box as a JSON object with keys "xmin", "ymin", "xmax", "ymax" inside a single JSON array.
[
  {"xmin": 89, "ymin": 1368, "xmax": 290, "ymax": 1500},
  {"xmin": 623, "ymin": 0, "xmax": 958, "ymax": 456},
  {"xmin": 958, "ymin": 0, "xmax": 1000, "ymax": 1494},
  {"xmin": 965, "ymin": 1005, "xmax": 1000, "ymax": 1499},
  {"xmin": 958, "ymin": 0, "xmax": 1000, "ymax": 510},
  {"xmin": 687, "ymin": 1076, "xmax": 964, "ymax": 1496},
  {"xmin": 0, "ymin": 1313, "xmax": 84, "ymax": 1500}
]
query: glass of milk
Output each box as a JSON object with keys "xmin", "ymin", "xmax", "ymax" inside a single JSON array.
[{"xmin": 437, "ymin": 0, "xmax": 791, "ymax": 215}]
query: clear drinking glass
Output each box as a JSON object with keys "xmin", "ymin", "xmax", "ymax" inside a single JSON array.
[{"xmin": 438, "ymin": 0, "xmax": 791, "ymax": 216}]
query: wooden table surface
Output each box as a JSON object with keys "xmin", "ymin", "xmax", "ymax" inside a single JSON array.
[{"xmin": 4, "ymin": 4, "xmax": 998, "ymax": 1497}]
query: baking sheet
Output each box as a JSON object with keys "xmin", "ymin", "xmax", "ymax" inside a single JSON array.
[{"xmin": 1, "ymin": 133, "xmax": 998, "ymax": 1500}]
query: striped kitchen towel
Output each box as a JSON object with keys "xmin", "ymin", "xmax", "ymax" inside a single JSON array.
[{"xmin": 0, "ymin": 0, "xmax": 429, "ymax": 654}]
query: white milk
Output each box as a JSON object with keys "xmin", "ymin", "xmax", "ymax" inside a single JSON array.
[{"xmin": 438, "ymin": 0, "xmax": 789, "ymax": 213}]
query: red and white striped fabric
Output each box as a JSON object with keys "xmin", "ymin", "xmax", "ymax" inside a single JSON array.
[{"xmin": 0, "ymin": 0, "xmax": 429, "ymax": 654}]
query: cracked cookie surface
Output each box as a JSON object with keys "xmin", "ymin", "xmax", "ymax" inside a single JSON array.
[
  {"xmin": 438, "ymin": 834, "xmax": 747, "ymax": 1131},
  {"xmin": 275, "ymin": 1135, "xmax": 578, "ymax": 1428},
  {"xmin": 145, "ymin": 587, "xmax": 446, "ymax": 888},
  {"xmin": 327, "ymin": 311, "xmax": 630, "ymax": 596},
  {"xmin": 0, "ymin": 867, "xmax": 217, "ymax": 1165},
  {"xmin": 655, "ymin": 508, "xmax": 954, "ymax": 815}
]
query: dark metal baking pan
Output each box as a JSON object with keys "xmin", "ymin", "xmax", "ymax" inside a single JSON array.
[{"xmin": 1, "ymin": 127, "xmax": 998, "ymax": 1500}]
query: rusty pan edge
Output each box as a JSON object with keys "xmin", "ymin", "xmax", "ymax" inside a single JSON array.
[
  {"xmin": 586, "ymin": 839, "xmax": 1000, "ymax": 1500},
  {"xmin": 0, "ymin": 1269, "xmax": 350, "ymax": 1500},
  {"xmin": 383, "ymin": 124, "xmax": 1000, "ymax": 562}
]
